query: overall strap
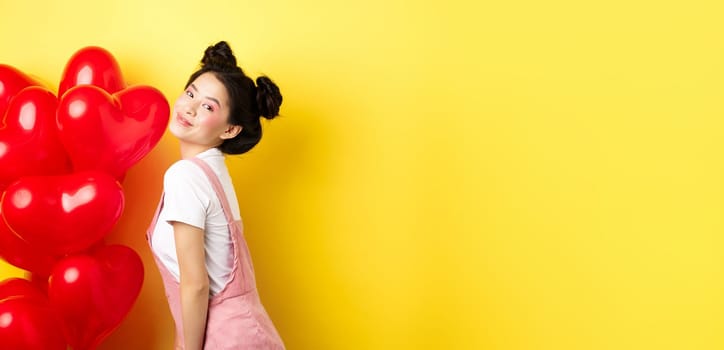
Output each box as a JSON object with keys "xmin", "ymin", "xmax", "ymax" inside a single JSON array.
[
  {"xmin": 188, "ymin": 157, "xmax": 252, "ymax": 298},
  {"xmin": 146, "ymin": 193, "xmax": 165, "ymax": 241}
]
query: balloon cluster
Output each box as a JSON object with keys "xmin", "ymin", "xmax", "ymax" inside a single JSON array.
[{"xmin": 0, "ymin": 47, "xmax": 169, "ymax": 349}]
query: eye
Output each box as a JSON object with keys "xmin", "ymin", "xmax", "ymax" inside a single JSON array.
[
  {"xmin": 202, "ymin": 104, "xmax": 214, "ymax": 111},
  {"xmin": 185, "ymin": 90, "xmax": 194, "ymax": 98}
]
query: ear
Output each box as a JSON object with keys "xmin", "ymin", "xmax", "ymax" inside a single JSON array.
[{"xmin": 220, "ymin": 124, "xmax": 242, "ymax": 140}]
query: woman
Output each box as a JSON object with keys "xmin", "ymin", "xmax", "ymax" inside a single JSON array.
[{"xmin": 147, "ymin": 41, "xmax": 285, "ymax": 349}]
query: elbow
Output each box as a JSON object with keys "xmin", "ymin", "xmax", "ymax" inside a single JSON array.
[{"xmin": 180, "ymin": 276, "xmax": 210, "ymax": 296}]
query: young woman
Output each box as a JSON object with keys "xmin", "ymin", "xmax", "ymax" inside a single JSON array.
[{"xmin": 147, "ymin": 41, "xmax": 285, "ymax": 349}]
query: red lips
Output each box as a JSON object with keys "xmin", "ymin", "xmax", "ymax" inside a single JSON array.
[{"xmin": 176, "ymin": 113, "xmax": 192, "ymax": 127}]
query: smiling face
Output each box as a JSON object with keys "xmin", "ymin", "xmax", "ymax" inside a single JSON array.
[{"xmin": 169, "ymin": 72, "xmax": 241, "ymax": 156}]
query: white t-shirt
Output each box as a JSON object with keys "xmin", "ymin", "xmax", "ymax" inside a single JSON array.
[{"xmin": 151, "ymin": 148, "xmax": 242, "ymax": 296}]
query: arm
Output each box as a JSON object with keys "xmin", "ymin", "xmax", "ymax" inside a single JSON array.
[{"xmin": 172, "ymin": 221, "xmax": 209, "ymax": 350}]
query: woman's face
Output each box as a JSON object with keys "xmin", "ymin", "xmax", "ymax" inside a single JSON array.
[{"xmin": 169, "ymin": 72, "xmax": 239, "ymax": 148}]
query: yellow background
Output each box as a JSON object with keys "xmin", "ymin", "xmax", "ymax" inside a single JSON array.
[{"xmin": 1, "ymin": 0, "xmax": 724, "ymax": 349}]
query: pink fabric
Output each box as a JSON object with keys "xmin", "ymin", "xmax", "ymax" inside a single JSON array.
[{"xmin": 147, "ymin": 157, "xmax": 285, "ymax": 349}]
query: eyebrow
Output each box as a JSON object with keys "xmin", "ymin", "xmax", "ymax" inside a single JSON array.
[{"xmin": 190, "ymin": 83, "xmax": 222, "ymax": 108}]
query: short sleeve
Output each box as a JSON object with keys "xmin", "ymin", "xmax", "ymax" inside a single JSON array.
[{"xmin": 160, "ymin": 160, "xmax": 211, "ymax": 230}]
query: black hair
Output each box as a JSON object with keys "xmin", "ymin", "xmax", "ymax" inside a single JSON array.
[{"xmin": 185, "ymin": 41, "xmax": 283, "ymax": 154}]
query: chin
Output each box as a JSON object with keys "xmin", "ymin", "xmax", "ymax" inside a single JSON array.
[{"xmin": 168, "ymin": 124, "xmax": 184, "ymax": 138}]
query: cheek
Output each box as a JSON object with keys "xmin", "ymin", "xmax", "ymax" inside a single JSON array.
[
  {"xmin": 199, "ymin": 113, "xmax": 226, "ymax": 129},
  {"xmin": 172, "ymin": 99, "xmax": 184, "ymax": 114}
]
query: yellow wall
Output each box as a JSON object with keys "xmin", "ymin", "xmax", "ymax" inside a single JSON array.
[{"xmin": 1, "ymin": 0, "xmax": 724, "ymax": 349}]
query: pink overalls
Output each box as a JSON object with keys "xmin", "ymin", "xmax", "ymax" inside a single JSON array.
[{"xmin": 147, "ymin": 157, "xmax": 285, "ymax": 349}]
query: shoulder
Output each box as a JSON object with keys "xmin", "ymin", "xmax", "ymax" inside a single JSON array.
[
  {"xmin": 165, "ymin": 159, "xmax": 201, "ymax": 177},
  {"xmin": 164, "ymin": 159, "xmax": 208, "ymax": 189}
]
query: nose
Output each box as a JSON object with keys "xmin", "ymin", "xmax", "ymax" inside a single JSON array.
[{"xmin": 180, "ymin": 100, "xmax": 197, "ymax": 117}]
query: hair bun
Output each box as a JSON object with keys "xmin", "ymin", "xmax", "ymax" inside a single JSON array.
[
  {"xmin": 201, "ymin": 41, "xmax": 238, "ymax": 71},
  {"xmin": 256, "ymin": 76, "xmax": 283, "ymax": 119}
]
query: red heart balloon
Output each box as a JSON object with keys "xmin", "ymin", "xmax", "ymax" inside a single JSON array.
[
  {"xmin": 0, "ymin": 278, "xmax": 66, "ymax": 350},
  {"xmin": 1, "ymin": 171, "xmax": 124, "ymax": 255},
  {"xmin": 0, "ymin": 277, "xmax": 47, "ymax": 301},
  {"xmin": 25, "ymin": 272, "xmax": 52, "ymax": 296},
  {"xmin": 0, "ymin": 86, "xmax": 72, "ymax": 190},
  {"xmin": 58, "ymin": 46, "xmax": 126, "ymax": 97},
  {"xmin": 56, "ymin": 85, "xmax": 169, "ymax": 179},
  {"xmin": 0, "ymin": 64, "xmax": 41, "ymax": 118},
  {"xmin": 0, "ymin": 211, "xmax": 58, "ymax": 276},
  {"xmin": 48, "ymin": 245, "xmax": 143, "ymax": 350}
]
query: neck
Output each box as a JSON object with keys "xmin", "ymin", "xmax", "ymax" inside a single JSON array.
[{"xmin": 179, "ymin": 142, "xmax": 216, "ymax": 159}]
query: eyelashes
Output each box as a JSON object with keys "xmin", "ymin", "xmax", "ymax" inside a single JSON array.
[{"xmin": 183, "ymin": 90, "xmax": 214, "ymax": 112}]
